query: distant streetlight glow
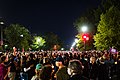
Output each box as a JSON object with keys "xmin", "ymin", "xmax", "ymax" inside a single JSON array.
[
  {"xmin": 83, "ymin": 36, "xmax": 87, "ymax": 38},
  {"xmin": 0, "ymin": 21, "xmax": 4, "ymax": 46},
  {"xmin": 61, "ymin": 48, "xmax": 64, "ymax": 50},
  {"xmin": 0, "ymin": 22, "xmax": 4, "ymax": 24},
  {"xmin": 37, "ymin": 38, "xmax": 40, "ymax": 43},
  {"xmin": 70, "ymin": 38, "xmax": 79, "ymax": 50},
  {"xmin": 72, "ymin": 42, "xmax": 76, "ymax": 47},
  {"xmin": 81, "ymin": 26, "xmax": 88, "ymax": 32},
  {"xmin": 81, "ymin": 26, "xmax": 88, "ymax": 51},
  {"xmin": 75, "ymin": 38, "xmax": 79, "ymax": 43},
  {"xmin": 20, "ymin": 34, "xmax": 23, "ymax": 37},
  {"xmin": 5, "ymin": 45, "xmax": 8, "ymax": 47}
]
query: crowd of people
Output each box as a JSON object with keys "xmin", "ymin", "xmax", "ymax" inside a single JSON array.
[{"xmin": 0, "ymin": 50, "xmax": 120, "ymax": 80}]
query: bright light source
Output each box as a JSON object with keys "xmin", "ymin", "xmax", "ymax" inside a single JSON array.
[
  {"xmin": 86, "ymin": 37, "xmax": 89, "ymax": 40},
  {"xmin": 70, "ymin": 38, "xmax": 79, "ymax": 50},
  {"xmin": 81, "ymin": 26, "xmax": 88, "ymax": 32},
  {"xmin": 37, "ymin": 38, "xmax": 40, "ymax": 42},
  {"xmin": 82, "ymin": 33, "xmax": 89, "ymax": 41},
  {"xmin": 13, "ymin": 47, "xmax": 15, "ymax": 49},
  {"xmin": 5, "ymin": 45, "xmax": 8, "ymax": 47},
  {"xmin": 75, "ymin": 38, "xmax": 79, "ymax": 43},
  {"xmin": 0, "ymin": 22, "xmax": 4, "ymax": 24},
  {"xmin": 72, "ymin": 42, "xmax": 76, "ymax": 47},
  {"xmin": 70, "ymin": 47, "xmax": 73, "ymax": 50},
  {"xmin": 20, "ymin": 34, "xmax": 23, "ymax": 37},
  {"xmin": 61, "ymin": 48, "xmax": 64, "ymax": 50},
  {"xmin": 83, "ymin": 36, "xmax": 87, "ymax": 39}
]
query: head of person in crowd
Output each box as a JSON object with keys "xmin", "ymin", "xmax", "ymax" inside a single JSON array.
[
  {"xmin": 31, "ymin": 63, "xmax": 43, "ymax": 80},
  {"xmin": 20, "ymin": 56, "xmax": 27, "ymax": 67},
  {"xmin": 43, "ymin": 52, "xmax": 47, "ymax": 57},
  {"xmin": 35, "ymin": 63, "xmax": 42, "ymax": 75},
  {"xmin": 43, "ymin": 57, "xmax": 51, "ymax": 65},
  {"xmin": 0, "ymin": 53, "xmax": 4, "ymax": 57},
  {"xmin": 90, "ymin": 56, "xmax": 96, "ymax": 64},
  {"xmin": 55, "ymin": 56, "xmax": 64, "ymax": 67},
  {"xmin": 67, "ymin": 59, "xmax": 83, "ymax": 76},
  {"xmin": 0, "ymin": 56, "xmax": 6, "ymax": 63},
  {"xmin": 39, "ymin": 65, "xmax": 52, "ymax": 80},
  {"xmin": 29, "ymin": 53, "xmax": 34, "ymax": 59},
  {"xmin": 63, "ymin": 57, "xmax": 70, "ymax": 66},
  {"xmin": 9, "ymin": 54, "xmax": 14, "ymax": 62},
  {"xmin": 81, "ymin": 54, "xmax": 85, "ymax": 59},
  {"xmin": 36, "ymin": 64, "xmax": 42, "ymax": 75},
  {"xmin": 21, "ymin": 56, "xmax": 27, "ymax": 62}
]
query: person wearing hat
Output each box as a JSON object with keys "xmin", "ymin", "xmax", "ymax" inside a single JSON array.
[
  {"xmin": 67, "ymin": 59, "xmax": 88, "ymax": 80},
  {"xmin": 55, "ymin": 56, "xmax": 69, "ymax": 80},
  {"xmin": 31, "ymin": 63, "xmax": 42, "ymax": 80}
]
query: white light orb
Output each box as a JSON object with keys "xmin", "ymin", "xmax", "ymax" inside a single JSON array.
[{"xmin": 81, "ymin": 26, "xmax": 88, "ymax": 32}]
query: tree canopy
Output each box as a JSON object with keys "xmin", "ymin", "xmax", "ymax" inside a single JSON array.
[
  {"xmin": 4, "ymin": 24, "xmax": 31, "ymax": 50},
  {"xmin": 94, "ymin": 6, "xmax": 120, "ymax": 50},
  {"xmin": 31, "ymin": 36, "xmax": 46, "ymax": 50},
  {"xmin": 74, "ymin": 16, "xmax": 94, "ymax": 50},
  {"xmin": 43, "ymin": 32, "xmax": 63, "ymax": 50},
  {"xmin": 74, "ymin": 0, "xmax": 120, "ymax": 51}
]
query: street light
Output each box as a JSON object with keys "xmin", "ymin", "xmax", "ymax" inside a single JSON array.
[
  {"xmin": 0, "ymin": 21, "xmax": 4, "ymax": 46},
  {"xmin": 20, "ymin": 34, "xmax": 24, "ymax": 52},
  {"xmin": 81, "ymin": 26, "xmax": 88, "ymax": 51},
  {"xmin": 81, "ymin": 26, "xmax": 88, "ymax": 32},
  {"xmin": 75, "ymin": 38, "xmax": 79, "ymax": 43},
  {"xmin": 70, "ymin": 38, "xmax": 79, "ymax": 51},
  {"xmin": 4, "ymin": 44, "xmax": 8, "ymax": 51},
  {"xmin": 20, "ymin": 34, "xmax": 23, "ymax": 37},
  {"xmin": 36, "ymin": 38, "xmax": 40, "ymax": 43},
  {"xmin": 82, "ymin": 33, "xmax": 89, "ymax": 51}
]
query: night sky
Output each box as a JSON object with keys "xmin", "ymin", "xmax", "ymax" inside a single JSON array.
[{"xmin": 0, "ymin": 0, "xmax": 100, "ymax": 46}]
